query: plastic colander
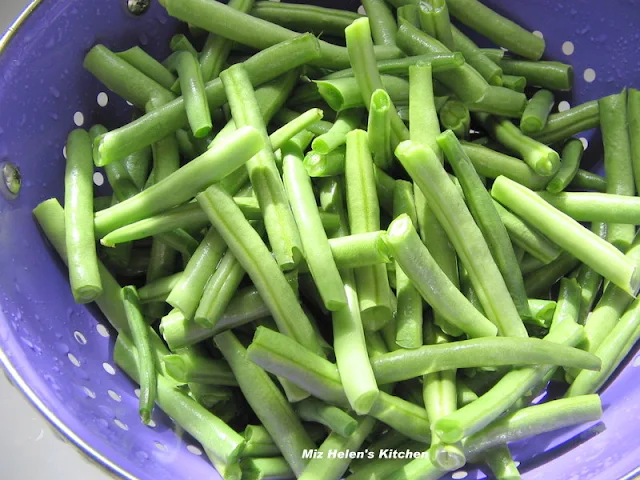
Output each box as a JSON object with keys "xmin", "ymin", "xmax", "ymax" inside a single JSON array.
[{"xmin": 0, "ymin": 0, "xmax": 639, "ymax": 479}]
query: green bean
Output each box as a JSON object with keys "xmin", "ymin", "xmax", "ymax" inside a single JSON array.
[
  {"xmin": 208, "ymin": 454, "xmax": 243, "ymax": 480},
  {"xmin": 221, "ymin": 64, "xmax": 303, "ymax": 269},
  {"xmin": 304, "ymin": 146, "xmax": 346, "ymax": 177},
  {"xmin": 295, "ymin": 398, "xmax": 357, "ymax": 438},
  {"xmin": 521, "ymin": 89, "xmax": 555, "ymax": 134},
  {"xmin": 461, "ymin": 143, "xmax": 550, "ymax": 190},
  {"xmin": 120, "ymin": 286, "xmax": 157, "ymax": 424},
  {"xmin": 524, "ymin": 252, "xmax": 580, "ymax": 298},
  {"xmin": 439, "ymin": 131, "xmax": 531, "ymax": 319},
  {"xmin": 114, "ymin": 335, "xmax": 245, "ymax": 464},
  {"xmin": 570, "ymin": 169, "xmax": 607, "ymax": 193},
  {"xmin": 601, "ymin": 90, "xmax": 636, "ymax": 250},
  {"xmin": 95, "ymin": 127, "xmax": 262, "ymax": 236},
  {"xmin": 188, "ymin": 383, "xmax": 233, "ymax": 409},
  {"xmin": 501, "ymin": 74, "xmax": 527, "ymax": 93},
  {"xmin": 247, "ymin": 327, "xmax": 431, "ymax": 442},
  {"xmin": 373, "ymin": 165, "xmax": 396, "ymax": 215},
  {"xmin": 346, "ymin": 18, "xmax": 410, "ymax": 148},
  {"xmin": 368, "ymin": 90, "xmax": 393, "ymax": 169},
  {"xmin": 271, "ymin": 108, "xmax": 324, "ymax": 151},
  {"xmin": 283, "ymin": 142, "xmax": 347, "ymax": 311},
  {"xmin": 214, "ymin": 331, "xmax": 314, "ymax": 476},
  {"xmin": 439, "ymin": 100, "xmax": 470, "ymax": 139},
  {"xmin": 396, "ymin": 142, "xmax": 527, "ymax": 337},
  {"xmin": 492, "ymin": 176, "xmax": 640, "ymax": 295},
  {"xmin": 164, "ymin": 345, "xmax": 237, "ymax": 386},
  {"xmin": 497, "ymin": 58, "xmax": 573, "ymax": 91},
  {"xmin": 170, "ymin": 34, "xmax": 198, "ymax": 57},
  {"xmin": 276, "ymin": 108, "xmax": 333, "ymax": 136},
  {"xmin": 576, "ymin": 222, "xmax": 607, "ymax": 323},
  {"xmin": 476, "ymin": 113, "xmax": 560, "ymax": 177},
  {"xmin": 93, "ymin": 196, "xmax": 113, "ymax": 212},
  {"xmin": 64, "ymin": 130, "xmax": 102, "ymax": 303},
  {"xmin": 84, "ymin": 45, "xmax": 173, "ymax": 111},
  {"xmin": 409, "ymin": 62, "xmax": 441, "ymax": 158},
  {"xmin": 241, "ymin": 457, "xmax": 294, "ymax": 480},
  {"xmin": 197, "ymin": 184, "xmax": 324, "ymax": 355},
  {"xmin": 450, "ymin": 25, "xmax": 502, "ymax": 85},
  {"xmin": 536, "ymin": 191, "xmax": 640, "ymax": 225},
  {"xmin": 629, "ymin": 89, "xmax": 640, "ymax": 193},
  {"xmin": 527, "ymin": 299, "xmax": 556, "ymax": 329},
  {"xmin": 550, "ymin": 278, "xmax": 581, "ymax": 333},
  {"xmin": 432, "ymin": 321, "xmax": 592, "ymax": 443},
  {"xmin": 484, "ymin": 445, "xmax": 521, "ymax": 480},
  {"xmin": 250, "ymin": 1, "xmax": 360, "ymax": 38},
  {"xmin": 175, "ymin": 129, "xmax": 200, "ymax": 161},
  {"xmin": 117, "ymin": 47, "xmax": 177, "ymax": 91},
  {"xmin": 479, "ymin": 48, "xmax": 505, "ymax": 62},
  {"xmin": 397, "ymin": 22, "xmax": 488, "ymax": 104},
  {"xmin": 160, "ymin": 0, "xmax": 401, "ymax": 70},
  {"xmin": 94, "ymin": 35, "xmax": 321, "ymax": 166},
  {"xmin": 531, "ymin": 100, "xmax": 600, "ymax": 146},
  {"xmin": 323, "ymin": 53, "xmax": 465, "ymax": 80},
  {"xmin": 492, "ymin": 201, "xmax": 561, "ymax": 264},
  {"xmin": 393, "ymin": 181, "xmax": 423, "ymax": 350},
  {"xmin": 418, "ymin": 0, "xmax": 455, "ymax": 51},
  {"xmin": 312, "ymin": 108, "xmax": 362, "ymax": 154},
  {"xmin": 298, "ymin": 418, "xmax": 377, "ymax": 480},
  {"xmin": 165, "ymin": 51, "xmax": 212, "ymax": 138},
  {"xmin": 465, "ymin": 85, "xmax": 528, "ymax": 119},
  {"xmin": 446, "ymin": 0, "xmax": 545, "ymax": 60},
  {"xmin": 345, "ymin": 130, "xmax": 393, "ymax": 331},
  {"xmin": 384, "ymin": 215, "xmax": 497, "ymax": 339},
  {"xmin": 546, "ymin": 138, "xmax": 584, "ymax": 193},
  {"xmin": 242, "ymin": 425, "xmax": 282, "ymax": 458},
  {"xmin": 568, "ymin": 295, "xmax": 640, "ymax": 396}
]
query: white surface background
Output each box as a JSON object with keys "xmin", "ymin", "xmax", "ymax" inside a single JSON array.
[{"xmin": 0, "ymin": 2, "xmax": 111, "ymax": 479}]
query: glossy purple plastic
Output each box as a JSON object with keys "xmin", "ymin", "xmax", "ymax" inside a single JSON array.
[{"xmin": 0, "ymin": 0, "xmax": 638, "ymax": 479}]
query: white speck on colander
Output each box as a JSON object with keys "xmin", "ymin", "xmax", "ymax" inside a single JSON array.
[
  {"xmin": 73, "ymin": 331, "xmax": 87, "ymax": 345},
  {"xmin": 579, "ymin": 137, "xmax": 589, "ymax": 149},
  {"xmin": 452, "ymin": 471, "xmax": 468, "ymax": 479},
  {"xmin": 93, "ymin": 172, "xmax": 104, "ymax": 186},
  {"xmin": 97, "ymin": 92, "xmax": 109, "ymax": 107},
  {"xmin": 103, "ymin": 362, "xmax": 116, "ymax": 375},
  {"xmin": 108, "ymin": 390, "xmax": 122, "ymax": 402},
  {"xmin": 562, "ymin": 41, "xmax": 575, "ymax": 55},
  {"xmin": 558, "ymin": 101, "xmax": 571, "ymax": 112},
  {"xmin": 187, "ymin": 445, "xmax": 203, "ymax": 456},
  {"xmin": 96, "ymin": 323, "xmax": 110, "ymax": 338},
  {"xmin": 584, "ymin": 68, "xmax": 596, "ymax": 82},
  {"xmin": 83, "ymin": 387, "xmax": 96, "ymax": 399},
  {"xmin": 114, "ymin": 419, "xmax": 129, "ymax": 431},
  {"xmin": 73, "ymin": 111, "xmax": 85, "ymax": 127},
  {"xmin": 67, "ymin": 353, "xmax": 81, "ymax": 367}
]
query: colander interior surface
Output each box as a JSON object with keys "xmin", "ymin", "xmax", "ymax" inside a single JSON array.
[{"xmin": 0, "ymin": 1, "xmax": 639, "ymax": 479}]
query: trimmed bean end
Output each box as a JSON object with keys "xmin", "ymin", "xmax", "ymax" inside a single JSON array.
[{"xmin": 74, "ymin": 285, "xmax": 104, "ymax": 304}]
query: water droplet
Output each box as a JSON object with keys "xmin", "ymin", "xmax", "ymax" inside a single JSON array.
[{"xmin": 139, "ymin": 33, "xmax": 149, "ymax": 46}]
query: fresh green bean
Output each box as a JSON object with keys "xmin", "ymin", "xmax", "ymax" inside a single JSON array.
[
  {"xmin": 120, "ymin": 286, "xmax": 157, "ymax": 424},
  {"xmin": 164, "ymin": 345, "xmax": 237, "ymax": 386},
  {"xmin": 165, "ymin": 51, "xmax": 212, "ymax": 138},
  {"xmin": 117, "ymin": 46, "xmax": 177, "ymax": 90},
  {"xmin": 492, "ymin": 176, "xmax": 640, "ymax": 295},
  {"xmin": 197, "ymin": 184, "xmax": 323, "ymax": 355},
  {"xmin": 524, "ymin": 252, "xmax": 580, "ymax": 298},
  {"xmin": 600, "ymin": 90, "xmax": 636, "ymax": 250},
  {"xmin": 432, "ymin": 321, "xmax": 592, "ymax": 443},
  {"xmin": 276, "ymin": 108, "xmax": 333, "ymax": 136},
  {"xmin": 475, "ymin": 113, "xmax": 560, "ymax": 177},
  {"xmin": 241, "ymin": 457, "xmax": 294, "ymax": 480},
  {"xmin": 536, "ymin": 191, "xmax": 640, "ymax": 225},
  {"xmin": 480, "ymin": 48, "xmax": 505, "ymax": 62},
  {"xmin": 94, "ymin": 34, "xmax": 321, "ymax": 165},
  {"xmin": 283, "ymin": 142, "xmax": 347, "ymax": 311},
  {"xmin": 312, "ymin": 108, "xmax": 362, "ymax": 154},
  {"xmin": 501, "ymin": 74, "xmax": 527, "ymax": 93},
  {"xmin": 450, "ymin": 25, "xmax": 502, "ymax": 86},
  {"xmin": 446, "ymin": 0, "xmax": 545, "ymax": 60},
  {"xmin": 160, "ymin": 0, "xmax": 401, "ymax": 70},
  {"xmin": 409, "ymin": 62, "xmax": 441, "ymax": 158},
  {"xmin": 373, "ymin": 165, "xmax": 396, "ymax": 215},
  {"xmin": 629, "ymin": 89, "xmax": 640, "ymax": 193},
  {"xmin": 221, "ymin": 64, "xmax": 303, "ymax": 269},
  {"xmin": 396, "ymin": 141, "xmax": 527, "ymax": 337},
  {"xmin": 547, "ymin": 138, "xmax": 584, "ymax": 193},
  {"xmin": 570, "ymin": 169, "xmax": 607, "ymax": 193},
  {"xmin": 492, "ymin": 201, "xmax": 561, "ymax": 264},
  {"xmin": 368, "ymin": 90, "xmax": 393, "ymax": 169},
  {"xmin": 531, "ymin": 100, "xmax": 600, "ymax": 146},
  {"xmin": 418, "ymin": 0, "xmax": 455, "ymax": 51},
  {"xmin": 528, "ymin": 299, "xmax": 556, "ymax": 329},
  {"xmin": 250, "ymin": 1, "xmax": 360, "ymax": 38},
  {"xmin": 438, "ymin": 131, "xmax": 531, "ymax": 319},
  {"xmin": 242, "ymin": 425, "xmax": 282, "ymax": 458},
  {"xmin": 304, "ymin": 146, "xmax": 346, "ymax": 177},
  {"xmin": 188, "ymin": 383, "xmax": 233, "ymax": 409},
  {"xmin": 271, "ymin": 108, "xmax": 324, "ymax": 151},
  {"xmin": 397, "ymin": 4, "xmax": 420, "ymax": 28},
  {"xmin": 295, "ymin": 398, "xmax": 358, "ymax": 438},
  {"xmin": 114, "ymin": 335, "xmax": 245, "ymax": 464},
  {"xmin": 361, "ymin": 0, "xmax": 397, "ymax": 46},
  {"xmin": 521, "ymin": 89, "xmax": 555, "ymax": 134},
  {"xmin": 439, "ymin": 100, "xmax": 470, "ymax": 139},
  {"xmin": 576, "ymin": 222, "xmax": 607, "ymax": 323},
  {"xmin": 170, "ymin": 34, "xmax": 199, "ymax": 57},
  {"xmin": 465, "ymin": 85, "xmax": 528, "ymax": 119},
  {"xmin": 550, "ymin": 277, "xmax": 581, "ymax": 333},
  {"xmin": 498, "ymin": 58, "xmax": 573, "ymax": 91},
  {"xmin": 346, "ymin": 18, "xmax": 410, "ymax": 148},
  {"xmin": 484, "ymin": 446, "xmax": 521, "ymax": 480},
  {"xmin": 64, "ymin": 130, "xmax": 102, "ymax": 303},
  {"xmin": 384, "ymin": 215, "xmax": 497, "ymax": 339}
]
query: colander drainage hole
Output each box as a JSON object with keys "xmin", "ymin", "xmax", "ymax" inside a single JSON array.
[
  {"xmin": 357, "ymin": 5, "xmax": 366, "ymax": 15},
  {"xmin": 73, "ymin": 331, "xmax": 87, "ymax": 345},
  {"xmin": 584, "ymin": 68, "xmax": 596, "ymax": 83},
  {"xmin": 452, "ymin": 471, "xmax": 468, "ymax": 479},
  {"xmin": 187, "ymin": 445, "xmax": 202, "ymax": 456},
  {"xmin": 562, "ymin": 41, "xmax": 575, "ymax": 55},
  {"xmin": 579, "ymin": 137, "xmax": 589, "ymax": 150},
  {"xmin": 108, "ymin": 390, "xmax": 122, "ymax": 402},
  {"xmin": 558, "ymin": 101, "xmax": 571, "ymax": 112},
  {"xmin": 97, "ymin": 92, "xmax": 109, "ymax": 107},
  {"xmin": 633, "ymin": 355, "xmax": 640, "ymax": 367},
  {"xmin": 154, "ymin": 441, "xmax": 168, "ymax": 452},
  {"xmin": 532, "ymin": 30, "xmax": 544, "ymax": 39},
  {"xmin": 73, "ymin": 112, "xmax": 85, "ymax": 127},
  {"xmin": 83, "ymin": 387, "xmax": 96, "ymax": 399},
  {"xmin": 134, "ymin": 388, "xmax": 141, "ymax": 398},
  {"xmin": 63, "ymin": 146, "xmax": 67, "ymax": 159},
  {"xmin": 67, "ymin": 353, "xmax": 81, "ymax": 367},
  {"xmin": 114, "ymin": 419, "xmax": 129, "ymax": 431},
  {"xmin": 103, "ymin": 362, "xmax": 116, "ymax": 375},
  {"xmin": 96, "ymin": 323, "xmax": 110, "ymax": 338},
  {"xmin": 93, "ymin": 172, "xmax": 105, "ymax": 186}
]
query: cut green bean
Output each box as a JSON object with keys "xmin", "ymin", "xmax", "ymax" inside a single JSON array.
[
  {"xmin": 271, "ymin": 108, "xmax": 324, "ymax": 151},
  {"xmin": 492, "ymin": 176, "xmax": 640, "ymax": 295},
  {"xmin": 484, "ymin": 445, "xmax": 521, "ymax": 480},
  {"xmin": 439, "ymin": 100, "xmax": 471, "ymax": 139},
  {"xmin": 384, "ymin": 215, "xmax": 497, "ymax": 339},
  {"xmin": 498, "ymin": 58, "xmax": 573, "ymax": 91},
  {"xmin": 439, "ymin": 131, "xmax": 531, "ymax": 319},
  {"xmin": 524, "ymin": 252, "xmax": 580, "ymax": 298},
  {"xmin": 527, "ymin": 300, "xmax": 556, "ymax": 329},
  {"xmin": 601, "ymin": 90, "xmax": 636, "ymax": 250},
  {"xmin": 476, "ymin": 113, "xmax": 560, "ymax": 177},
  {"xmin": 521, "ymin": 89, "xmax": 555, "ymax": 134},
  {"xmin": 546, "ymin": 138, "xmax": 584, "ymax": 193},
  {"xmin": 396, "ymin": 141, "xmax": 527, "ymax": 337},
  {"xmin": 418, "ymin": 0, "xmax": 455, "ymax": 51},
  {"xmin": 138, "ymin": 273, "xmax": 182, "ymax": 304},
  {"xmin": 221, "ymin": 64, "xmax": 303, "ymax": 269},
  {"xmin": 629, "ymin": 89, "xmax": 640, "ymax": 193},
  {"xmin": 312, "ymin": 108, "xmax": 362, "ymax": 154},
  {"xmin": 361, "ymin": 0, "xmax": 397, "ymax": 46},
  {"xmin": 164, "ymin": 345, "xmax": 237, "ymax": 386},
  {"xmin": 446, "ymin": 0, "xmax": 545, "ymax": 60},
  {"xmin": 577, "ymin": 222, "xmax": 607, "ymax": 323},
  {"xmin": 241, "ymin": 457, "xmax": 294, "ymax": 480},
  {"xmin": 283, "ymin": 142, "xmax": 347, "ymax": 311},
  {"xmin": 570, "ymin": 169, "xmax": 607, "ymax": 193},
  {"xmin": 450, "ymin": 25, "xmax": 502, "ymax": 86},
  {"xmin": 295, "ymin": 398, "xmax": 358, "ymax": 438},
  {"xmin": 432, "ymin": 321, "xmax": 592, "ymax": 443},
  {"xmin": 170, "ymin": 34, "xmax": 198, "ymax": 57},
  {"xmin": 121, "ymin": 286, "xmax": 157, "ymax": 424},
  {"xmin": 304, "ymin": 146, "xmax": 346, "ymax": 177},
  {"xmin": 536, "ymin": 191, "xmax": 640, "ymax": 225},
  {"xmin": 409, "ymin": 62, "xmax": 441, "ymax": 158},
  {"xmin": 501, "ymin": 74, "xmax": 527, "ymax": 93},
  {"xmin": 550, "ymin": 277, "xmax": 581, "ymax": 333},
  {"xmin": 250, "ymin": 1, "xmax": 360, "ymax": 38},
  {"xmin": 64, "ymin": 129, "xmax": 102, "ymax": 303},
  {"xmin": 188, "ymin": 383, "xmax": 233, "ymax": 409},
  {"xmin": 480, "ymin": 48, "xmax": 505, "ymax": 62},
  {"xmin": 117, "ymin": 46, "xmax": 177, "ymax": 90},
  {"xmin": 531, "ymin": 100, "xmax": 600, "ymax": 146},
  {"xmin": 397, "ymin": 4, "xmax": 420, "ymax": 28},
  {"xmin": 465, "ymin": 85, "xmax": 528, "ymax": 119},
  {"xmin": 368, "ymin": 89, "xmax": 393, "ymax": 169}
]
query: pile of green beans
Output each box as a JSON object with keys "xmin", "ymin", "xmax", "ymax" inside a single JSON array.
[{"xmin": 35, "ymin": 1, "xmax": 640, "ymax": 479}]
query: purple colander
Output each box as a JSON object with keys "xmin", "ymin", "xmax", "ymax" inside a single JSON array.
[{"xmin": 0, "ymin": 0, "xmax": 638, "ymax": 479}]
